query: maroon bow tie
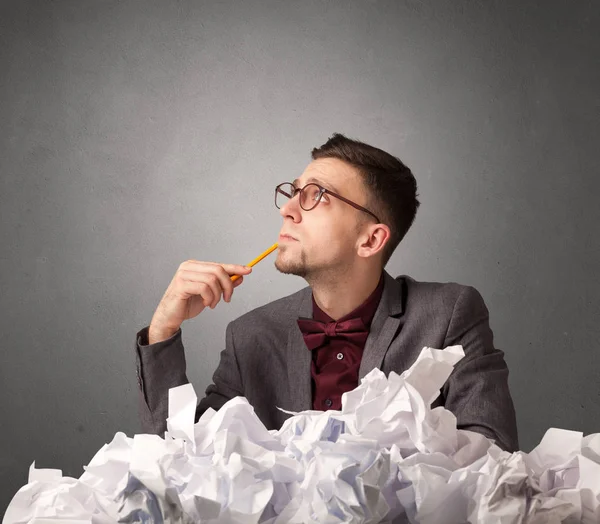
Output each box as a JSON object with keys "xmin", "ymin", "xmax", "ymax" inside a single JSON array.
[{"xmin": 297, "ymin": 317, "xmax": 369, "ymax": 351}]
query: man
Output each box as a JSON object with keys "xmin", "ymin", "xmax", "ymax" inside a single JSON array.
[{"xmin": 135, "ymin": 133, "xmax": 519, "ymax": 452}]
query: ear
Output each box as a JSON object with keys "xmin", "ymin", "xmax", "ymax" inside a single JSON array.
[{"xmin": 356, "ymin": 223, "xmax": 391, "ymax": 259}]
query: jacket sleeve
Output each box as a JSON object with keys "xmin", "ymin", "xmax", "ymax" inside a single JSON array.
[
  {"xmin": 135, "ymin": 322, "xmax": 243, "ymax": 435},
  {"xmin": 441, "ymin": 286, "xmax": 520, "ymax": 452}
]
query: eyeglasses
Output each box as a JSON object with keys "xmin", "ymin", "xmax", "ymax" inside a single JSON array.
[{"xmin": 275, "ymin": 182, "xmax": 380, "ymax": 223}]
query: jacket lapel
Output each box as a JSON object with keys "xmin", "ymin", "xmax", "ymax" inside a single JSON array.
[
  {"xmin": 286, "ymin": 287, "xmax": 314, "ymax": 412},
  {"xmin": 358, "ymin": 271, "xmax": 405, "ymax": 379}
]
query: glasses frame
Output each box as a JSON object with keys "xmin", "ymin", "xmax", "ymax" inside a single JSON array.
[{"xmin": 275, "ymin": 182, "xmax": 381, "ymax": 223}]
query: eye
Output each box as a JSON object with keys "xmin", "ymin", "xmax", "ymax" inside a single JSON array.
[
  {"xmin": 311, "ymin": 190, "xmax": 324, "ymax": 202},
  {"xmin": 318, "ymin": 191, "xmax": 329, "ymax": 203}
]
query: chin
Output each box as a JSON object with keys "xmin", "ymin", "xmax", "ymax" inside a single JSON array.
[{"xmin": 275, "ymin": 252, "xmax": 308, "ymax": 277}]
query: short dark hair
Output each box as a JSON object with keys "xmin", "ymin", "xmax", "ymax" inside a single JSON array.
[{"xmin": 311, "ymin": 133, "xmax": 420, "ymax": 265}]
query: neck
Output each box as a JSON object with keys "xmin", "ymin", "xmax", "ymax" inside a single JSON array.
[{"xmin": 307, "ymin": 266, "xmax": 383, "ymax": 320}]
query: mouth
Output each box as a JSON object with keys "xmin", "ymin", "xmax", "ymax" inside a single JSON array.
[{"xmin": 278, "ymin": 234, "xmax": 298, "ymax": 242}]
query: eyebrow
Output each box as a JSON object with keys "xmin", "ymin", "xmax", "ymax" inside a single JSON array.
[{"xmin": 292, "ymin": 177, "xmax": 341, "ymax": 194}]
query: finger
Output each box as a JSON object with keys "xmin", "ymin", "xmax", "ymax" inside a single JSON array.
[
  {"xmin": 201, "ymin": 274, "xmax": 223, "ymax": 309},
  {"xmin": 180, "ymin": 261, "xmax": 253, "ymax": 278},
  {"xmin": 178, "ymin": 263, "xmax": 251, "ymax": 305},
  {"xmin": 196, "ymin": 281, "xmax": 215, "ymax": 308},
  {"xmin": 179, "ymin": 260, "xmax": 245, "ymax": 272},
  {"xmin": 217, "ymin": 263, "xmax": 253, "ymax": 276},
  {"xmin": 179, "ymin": 270, "xmax": 218, "ymax": 307},
  {"xmin": 212, "ymin": 266, "xmax": 237, "ymax": 303},
  {"xmin": 189, "ymin": 271, "xmax": 243, "ymax": 304}
]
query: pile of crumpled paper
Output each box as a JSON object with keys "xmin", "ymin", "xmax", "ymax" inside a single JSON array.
[{"xmin": 5, "ymin": 345, "xmax": 600, "ymax": 523}]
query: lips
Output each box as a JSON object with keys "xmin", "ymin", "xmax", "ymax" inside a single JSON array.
[{"xmin": 279, "ymin": 234, "xmax": 298, "ymax": 242}]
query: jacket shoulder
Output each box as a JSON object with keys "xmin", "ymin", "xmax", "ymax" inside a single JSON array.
[{"xmin": 399, "ymin": 274, "xmax": 486, "ymax": 314}]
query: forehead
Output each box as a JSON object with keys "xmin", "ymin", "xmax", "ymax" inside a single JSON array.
[{"xmin": 296, "ymin": 158, "xmax": 363, "ymax": 194}]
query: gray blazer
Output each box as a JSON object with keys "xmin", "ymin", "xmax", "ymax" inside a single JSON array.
[{"xmin": 135, "ymin": 272, "xmax": 519, "ymax": 451}]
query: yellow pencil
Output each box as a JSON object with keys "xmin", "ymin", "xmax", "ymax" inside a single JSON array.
[{"xmin": 230, "ymin": 242, "xmax": 279, "ymax": 282}]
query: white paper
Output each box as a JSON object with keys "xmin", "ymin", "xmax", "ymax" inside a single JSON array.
[
  {"xmin": 166, "ymin": 382, "xmax": 197, "ymax": 448},
  {"xmin": 5, "ymin": 343, "xmax": 600, "ymax": 523}
]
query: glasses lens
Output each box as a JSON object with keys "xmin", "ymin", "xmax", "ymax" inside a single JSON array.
[
  {"xmin": 300, "ymin": 184, "xmax": 322, "ymax": 210},
  {"xmin": 275, "ymin": 183, "xmax": 294, "ymax": 209}
]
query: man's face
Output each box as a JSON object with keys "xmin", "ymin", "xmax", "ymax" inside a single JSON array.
[{"xmin": 275, "ymin": 157, "xmax": 373, "ymax": 278}]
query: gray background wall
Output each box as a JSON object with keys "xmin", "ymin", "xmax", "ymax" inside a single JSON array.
[{"xmin": 1, "ymin": 0, "xmax": 598, "ymax": 512}]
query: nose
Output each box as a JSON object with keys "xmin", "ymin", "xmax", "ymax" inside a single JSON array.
[{"xmin": 279, "ymin": 192, "xmax": 302, "ymax": 222}]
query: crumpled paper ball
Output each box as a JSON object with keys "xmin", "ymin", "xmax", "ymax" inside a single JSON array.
[{"xmin": 4, "ymin": 344, "xmax": 600, "ymax": 523}]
